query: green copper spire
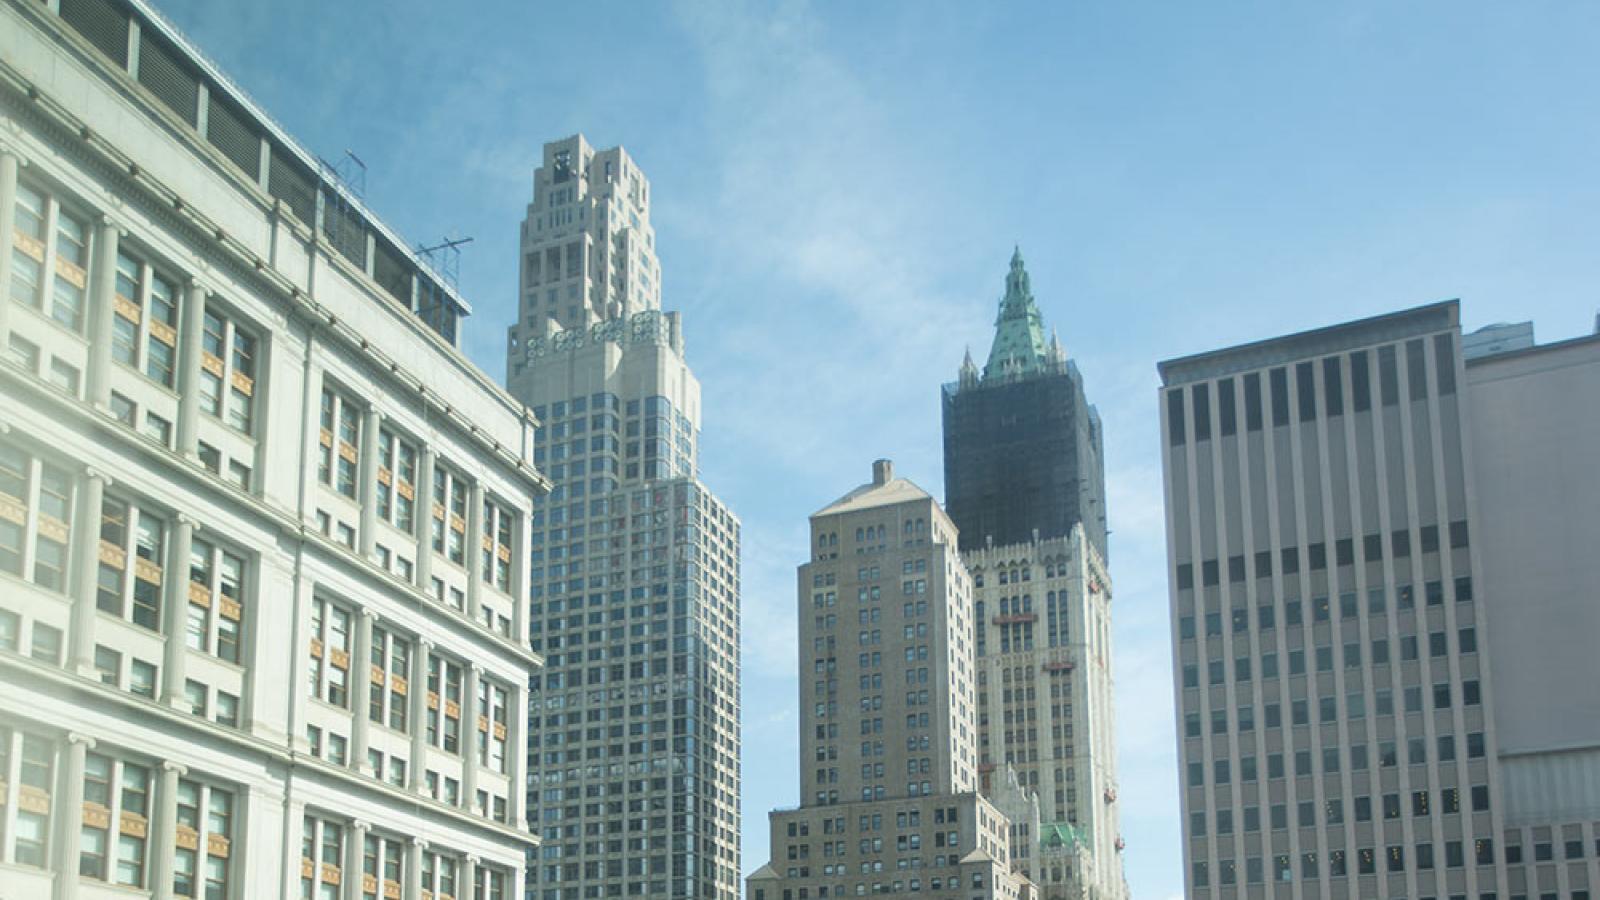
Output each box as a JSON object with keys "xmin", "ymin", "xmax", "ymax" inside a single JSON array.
[{"xmin": 982, "ymin": 246, "xmax": 1050, "ymax": 382}]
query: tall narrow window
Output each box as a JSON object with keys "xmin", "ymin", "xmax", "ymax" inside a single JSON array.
[
  {"xmin": 309, "ymin": 596, "xmax": 353, "ymax": 707},
  {"xmin": 319, "ymin": 388, "xmax": 361, "ymax": 499},
  {"xmin": 10, "ymin": 183, "xmax": 47, "ymax": 309},
  {"xmin": 199, "ymin": 304, "xmax": 258, "ymax": 435}
]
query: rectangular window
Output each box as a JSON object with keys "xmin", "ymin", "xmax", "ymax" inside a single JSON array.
[
  {"xmin": 310, "ymin": 596, "xmax": 353, "ymax": 707},
  {"xmin": 319, "ymin": 387, "xmax": 361, "ymax": 498},
  {"xmin": 200, "ymin": 304, "xmax": 257, "ymax": 434}
]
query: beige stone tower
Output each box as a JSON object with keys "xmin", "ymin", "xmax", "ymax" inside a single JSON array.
[{"xmin": 747, "ymin": 460, "xmax": 1034, "ymax": 900}]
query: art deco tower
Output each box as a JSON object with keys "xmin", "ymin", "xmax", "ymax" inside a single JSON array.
[
  {"xmin": 746, "ymin": 460, "xmax": 1034, "ymax": 900},
  {"xmin": 505, "ymin": 136, "xmax": 742, "ymax": 900},
  {"xmin": 942, "ymin": 251, "xmax": 1130, "ymax": 900}
]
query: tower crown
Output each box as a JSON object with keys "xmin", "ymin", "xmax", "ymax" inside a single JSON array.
[{"xmin": 982, "ymin": 247, "xmax": 1051, "ymax": 382}]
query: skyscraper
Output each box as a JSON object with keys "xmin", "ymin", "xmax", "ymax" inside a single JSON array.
[
  {"xmin": 942, "ymin": 248, "xmax": 1107, "ymax": 560},
  {"xmin": 0, "ymin": 0, "xmax": 543, "ymax": 897},
  {"xmin": 1159, "ymin": 300, "xmax": 1600, "ymax": 899},
  {"xmin": 943, "ymin": 253, "xmax": 1129, "ymax": 900},
  {"xmin": 746, "ymin": 460, "xmax": 1034, "ymax": 900},
  {"xmin": 506, "ymin": 136, "xmax": 742, "ymax": 900}
]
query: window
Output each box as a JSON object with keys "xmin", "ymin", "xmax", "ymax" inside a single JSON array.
[
  {"xmin": 376, "ymin": 429, "xmax": 418, "ymax": 533},
  {"xmin": 48, "ymin": 356, "xmax": 81, "ymax": 395},
  {"xmin": 96, "ymin": 496, "xmax": 166, "ymax": 632},
  {"xmin": 421, "ymin": 848, "xmax": 459, "ymax": 900},
  {"xmin": 10, "ymin": 181, "xmax": 90, "ymax": 331},
  {"xmin": 427, "ymin": 652, "xmax": 464, "ymax": 753},
  {"xmin": 187, "ymin": 538, "xmax": 246, "ymax": 663},
  {"xmin": 370, "ymin": 625, "xmax": 412, "ymax": 733},
  {"xmin": 112, "ymin": 249, "xmax": 181, "ymax": 386},
  {"xmin": 363, "ymin": 833, "xmax": 408, "ymax": 900},
  {"xmin": 478, "ymin": 677, "xmax": 510, "ymax": 775},
  {"xmin": 199, "ymin": 304, "xmax": 258, "ymax": 434},
  {"xmin": 309, "ymin": 596, "xmax": 353, "ymax": 708},
  {"xmin": 433, "ymin": 463, "xmax": 470, "ymax": 566},
  {"xmin": 319, "ymin": 387, "xmax": 361, "ymax": 498},
  {"xmin": 0, "ymin": 443, "xmax": 78, "ymax": 592},
  {"xmin": 482, "ymin": 497, "xmax": 516, "ymax": 592},
  {"xmin": 305, "ymin": 813, "xmax": 347, "ymax": 896}
]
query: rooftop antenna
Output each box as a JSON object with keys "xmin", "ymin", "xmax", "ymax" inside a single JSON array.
[
  {"xmin": 416, "ymin": 236, "xmax": 474, "ymax": 345},
  {"xmin": 417, "ymin": 236, "xmax": 473, "ymax": 290},
  {"xmin": 317, "ymin": 150, "xmax": 367, "ymax": 262}
]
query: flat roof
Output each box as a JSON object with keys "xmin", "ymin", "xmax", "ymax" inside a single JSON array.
[
  {"xmin": 122, "ymin": 0, "xmax": 471, "ymax": 317},
  {"xmin": 1158, "ymin": 300, "xmax": 1459, "ymax": 386}
]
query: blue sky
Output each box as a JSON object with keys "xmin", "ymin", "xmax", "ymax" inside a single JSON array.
[{"xmin": 153, "ymin": 2, "xmax": 1600, "ymax": 896}]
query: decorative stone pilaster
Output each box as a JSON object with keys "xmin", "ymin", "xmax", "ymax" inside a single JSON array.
[
  {"xmin": 414, "ymin": 447, "xmax": 436, "ymax": 590},
  {"xmin": 84, "ymin": 217, "xmax": 120, "ymax": 408},
  {"xmin": 344, "ymin": 819, "xmax": 370, "ymax": 900},
  {"xmin": 465, "ymin": 480, "xmax": 485, "ymax": 622},
  {"xmin": 460, "ymin": 661, "xmax": 480, "ymax": 812},
  {"xmin": 160, "ymin": 516, "xmax": 197, "ymax": 708},
  {"xmin": 148, "ymin": 760, "xmax": 187, "ymax": 900},
  {"xmin": 405, "ymin": 837, "xmax": 428, "ymax": 899},
  {"xmin": 357, "ymin": 407, "xmax": 380, "ymax": 558},
  {"xmin": 408, "ymin": 639, "xmax": 432, "ymax": 792},
  {"xmin": 174, "ymin": 281, "xmax": 207, "ymax": 459},
  {"xmin": 51, "ymin": 733, "xmax": 95, "ymax": 900},
  {"xmin": 68, "ymin": 468, "xmax": 108, "ymax": 676},
  {"xmin": 350, "ymin": 609, "xmax": 376, "ymax": 774},
  {"xmin": 0, "ymin": 151, "xmax": 22, "ymax": 349}
]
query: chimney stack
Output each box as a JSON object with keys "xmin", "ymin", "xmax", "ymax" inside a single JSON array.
[{"xmin": 872, "ymin": 459, "xmax": 894, "ymax": 486}]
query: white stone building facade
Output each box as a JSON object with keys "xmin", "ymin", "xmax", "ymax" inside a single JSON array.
[{"xmin": 0, "ymin": 1, "xmax": 545, "ymax": 898}]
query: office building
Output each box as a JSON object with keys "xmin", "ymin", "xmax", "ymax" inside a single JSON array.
[
  {"xmin": 747, "ymin": 460, "xmax": 1034, "ymax": 900},
  {"xmin": 506, "ymin": 136, "xmax": 742, "ymax": 900},
  {"xmin": 0, "ymin": 0, "xmax": 546, "ymax": 898},
  {"xmin": 1159, "ymin": 300, "xmax": 1600, "ymax": 899},
  {"xmin": 944, "ymin": 252, "xmax": 1129, "ymax": 900}
]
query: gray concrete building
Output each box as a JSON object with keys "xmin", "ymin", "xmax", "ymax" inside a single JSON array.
[
  {"xmin": 0, "ymin": 0, "xmax": 546, "ymax": 898},
  {"xmin": 747, "ymin": 460, "xmax": 1034, "ymax": 900},
  {"xmin": 1159, "ymin": 299, "xmax": 1600, "ymax": 899},
  {"xmin": 505, "ymin": 136, "xmax": 742, "ymax": 900}
]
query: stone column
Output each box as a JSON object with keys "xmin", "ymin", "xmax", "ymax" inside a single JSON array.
[
  {"xmin": 510, "ymin": 510, "xmax": 529, "ymax": 645},
  {"xmin": 174, "ymin": 281, "xmax": 207, "ymax": 460},
  {"xmin": 344, "ymin": 819, "xmax": 369, "ymax": 900},
  {"xmin": 357, "ymin": 407, "xmax": 380, "ymax": 559},
  {"xmin": 0, "ymin": 730, "xmax": 19, "ymax": 864},
  {"xmin": 466, "ymin": 480, "xmax": 485, "ymax": 622},
  {"xmin": 460, "ymin": 661, "xmax": 480, "ymax": 813},
  {"xmin": 161, "ymin": 516, "xmax": 197, "ymax": 709},
  {"xmin": 509, "ymin": 682, "xmax": 528, "ymax": 828},
  {"xmin": 84, "ymin": 217, "xmax": 120, "ymax": 408},
  {"xmin": 350, "ymin": 609, "xmax": 375, "ymax": 774},
  {"xmin": 408, "ymin": 639, "xmax": 432, "ymax": 792},
  {"xmin": 512, "ymin": 859, "xmax": 527, "ymax": 900},
  {"xmin": 68, "ymin": 468, "xmax": 108, "ymax": 677},
  {"xmin": 462, "ymin": 854, "xmax": 480, "ymax": 899},
  {"xmin": 149, "ymin": 760, "xmax": 186, "ymax": 900},
  {"xmin": 51, "ymin": 733, "xmax": 95, "ymax": 900},
  {"xmin": 413, "ymin": 447, "xmax": 436, "ymax": 591},
  {"xmin": 405, "ymin": 838, "xmax": 427, "ymax": 899},
  {"xmin": 0, "ymin": 151, "xmax": 21, "ymax": 349}
]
